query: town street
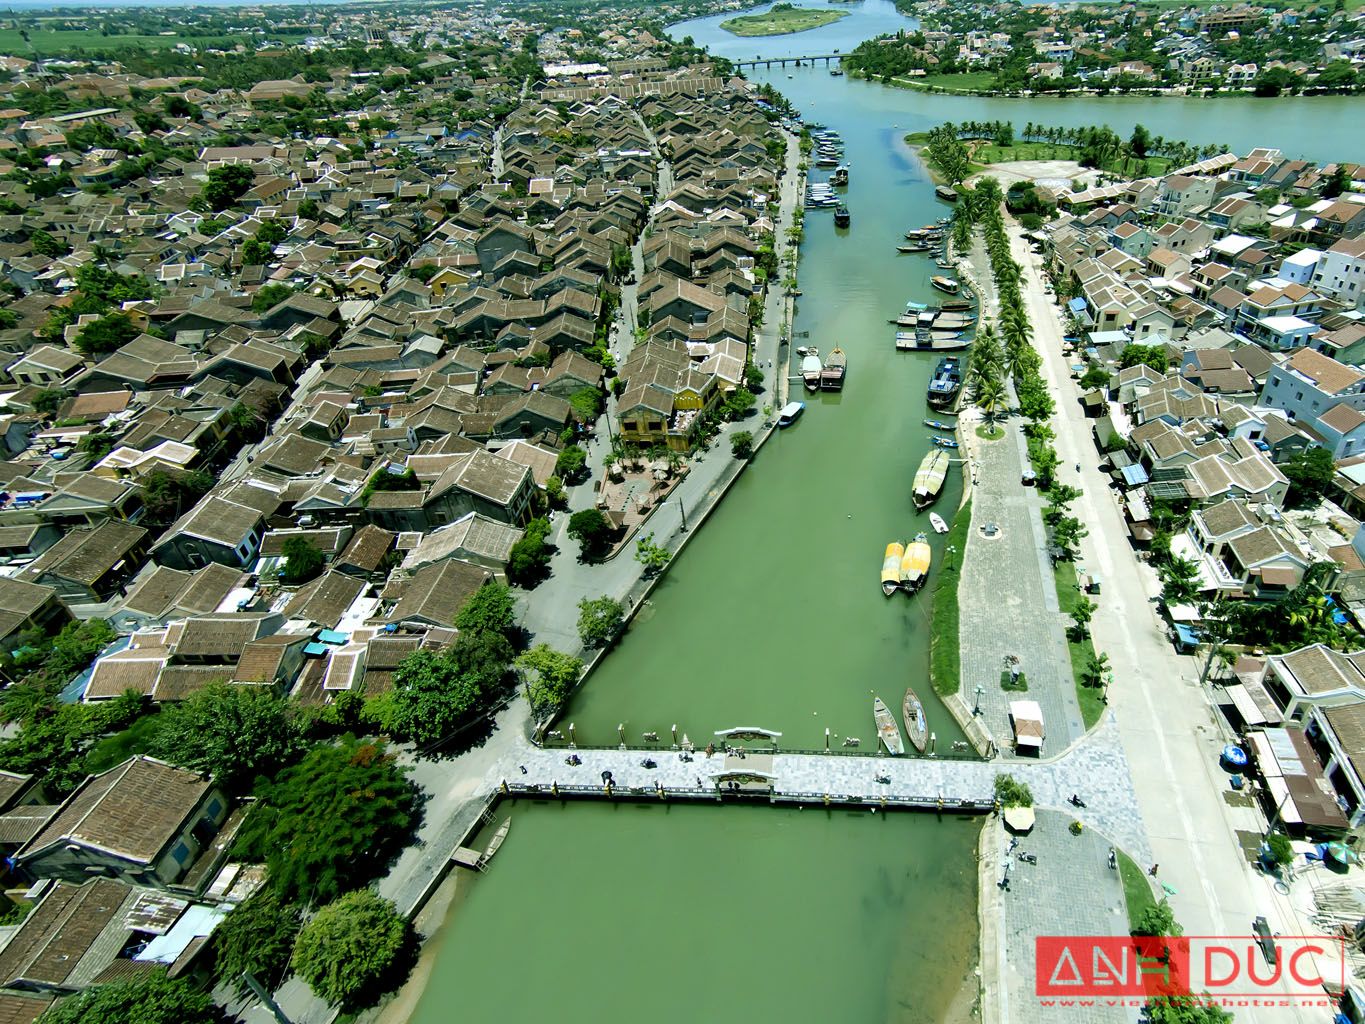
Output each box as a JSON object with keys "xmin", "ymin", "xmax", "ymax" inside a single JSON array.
[{"xmin": 1007, "ymin": 222, "xmax": 1321, "ymax": 1021}]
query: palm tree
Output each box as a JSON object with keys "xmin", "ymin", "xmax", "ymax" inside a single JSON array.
[{"xmin": 975, "ymin": 375, "xmax": 1008, "ymax": 426}]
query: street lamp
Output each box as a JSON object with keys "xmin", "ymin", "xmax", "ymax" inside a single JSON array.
[
  {"xmin": 946, "ymin": 544, "xmax": 958, "ymax": 571},
  {"xmin": 678, "ymin": 497, "xmax": 689, "ymax": 533},
  {"xmin": 974, "ymin": 684, "xmax": 984, "ymax": 716}
]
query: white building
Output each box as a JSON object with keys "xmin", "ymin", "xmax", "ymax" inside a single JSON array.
[{"xmin": 1311, "ymin": 238, "xmax": 1365, "ymax": 312}]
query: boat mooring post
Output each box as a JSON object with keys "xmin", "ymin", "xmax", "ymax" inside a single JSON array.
[
  {"xmin": 671, "ymin": 723, "xmax": 678, "ymax": 749},
  {"xmin": 617, "ymin": 722, "xmax": 625, "ymax": 749},
  {"xmin": 568, "ymin": 722, "xmax": 576, "ymax": 748},
  {"xmin": 929, "ymin": 732, "xmax": 936, "ymax": 756},
  {"xmin": 825, "ymin": 727, "xmax": 830, "ymax": 752}
]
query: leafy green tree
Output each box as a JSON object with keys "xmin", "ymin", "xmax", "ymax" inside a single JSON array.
[
  {"xmin": 731, "ymin": 430, "xmax": 754, "ymax": 460},
  {"xmin": 241, "ymin": 238, "xmax": 272, "ymax": 265},
  {"xmin": 975, "ymin": 376, "xmax": 1009, "ymax": 426},
  {"xmin": 251, "ymin": 283, "xmax": 295, "ymax": 313},
  {"xmin": 1265, "ymin": 831, "xmax": 1294, "ymax": 867},
  {"xmin": 555, "ymin": 444, "xmax": 588, "ymax": 483},
  {"xmin": 279, "ymin": 537, "xmax": 324, "ymax": 584},
  {"xmin": 298, "ymin": 198, "xmax": 322, "ymax": 220},
  {"xmin": 1080, "ymin": 363, "xmax": 1110, "ymax": 390},
  {"xmin": 138, "ymin": 469, "xmax": 214, "ymax": 528},
  {"xmin": 569, "ymin": 387, "xmax": 603, "ymax": 423},
  {"xmin": 1143, "ymin": 997, "xmax": 1232, "ymax": 1024},
  {"xmin": 634, "ymin": 531, "xmax": 670, "ymax": 575},
  {"xmin": 567, "ymin": 508, "xmax": 614, "ymax": 560},
  {"xmin": 1084, "ymin": 650, "xmax": 1112, "ymax": 689},
  {"xmin": 30, "ymin": 388, "xmax": 66, "ymax": 416},
  {"xmin": 1069, "ymin": 596, "xmax": 1097, "ymax": 641},
  {"xmin": 454, "ymin": 582, "xmax": 516, "ymax": 640},
  {"xmin": 385, "ymin": 631, "xmax": 511, "ymax": 746},
  {"xmin": 1051, "ymin": 515, "xmax": 1088, "ymax": 560},
  {"xmin": 1323, "ymin": 164, "xmax": 1353, "ymax": 199},
  {"xmin": 202, "ymin": 164, "xmax": 254, "ymax": 211},
  {"xmin": 1160, "ymin": 554, "xmax": 1203, "ymax": 607},
  {"xmin": 993, "ymin": 773, "xmax": 1033, "ymax": 807},
  {"xmin": 516, "ymin": 644, "xmax": 583, "ymax": 715},
  {"xmin": 212, "ymin": 888, "xmax": 301, "ymax": 993},
  {"xmin": 234, "ymin": 738, "xmax": 418, "ymax": 905},
  {"xmin": 577, "ymin": 595, "xmax": 625, "ymax": 648},
  {"xmin": 1119, "ymin": 344, "xmax": 1169, "ymax": 373},
  {"xmin": 1282, "ymin": 447, "xmax": 1335, "ymax": 508},
  {"xmin": 291, "ymin": 889, "xmax": 409, "ymax": 1009},
  {"xmin": 152, "ymin": 682, "xmax": 303, "ymax": 792},
  {"xmin": 507, "ymin": 517, "xmax": 552, "ymax": 587},
  {"xmin": 743, "ymin": 361, "xmax": 764, "ymax": 391},
  {"xmin": 723, "ymin": 386, "xmax": 756, "ymax": 421},
  {"xmin": 74, "ymin": 312, "xmax": 139, "ymax": 356},
  {"xmin": 1132, "ymin": 897, "xmax": 1181, "ymax": 939},
  {"xmin": 34, "ymin": 970, "xmax": 219, "ymax": 1024},
  {"xmin": 29, "ymin": 229, "xmax": 66, "ymax": 257}
]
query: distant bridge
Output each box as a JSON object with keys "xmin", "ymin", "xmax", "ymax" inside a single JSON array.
[{"xmin": 733, "ymin": 53, "xmax": 844, "ymax": 70}]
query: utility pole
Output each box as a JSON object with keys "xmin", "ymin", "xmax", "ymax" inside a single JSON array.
[
  {"xmin": 242, "ymin": 972, "xmax": 293, "ymax": 1024},
  {"xmin": 679, "ymin": 497, "xmax": 689, "ymax": 533}
]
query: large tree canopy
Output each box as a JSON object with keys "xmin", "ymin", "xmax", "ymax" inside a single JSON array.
[{"xmin": 233, "ymin": 738, "xmax": 418, "ymax": 905}]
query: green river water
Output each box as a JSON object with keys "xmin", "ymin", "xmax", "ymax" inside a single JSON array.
[{"xmin": 409, "ymin": 8, "xmax": 1364, "ymax": 1021}]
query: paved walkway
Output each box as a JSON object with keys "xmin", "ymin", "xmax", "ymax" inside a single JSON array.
[
  {"xmin": 1007, "ymin": 222, "xmax": 1321, "ymax": 1023},
  {"xmin": 499, "ymin": 713, "xmax": 1149, "ymax": 862},
  {"xmin": 957, "ymin": 415, "xmax": 1085, "ymax": 755}
]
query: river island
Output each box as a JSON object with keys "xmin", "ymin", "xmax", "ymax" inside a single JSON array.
[{"xmin": 720, "ymin": 3, "xmax": 849, "ymax": 37}]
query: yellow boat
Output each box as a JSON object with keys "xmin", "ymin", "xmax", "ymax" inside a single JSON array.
[
  {"xmin": 881, "ymin": 541, "xmax": 905, "ymax": 597},
  {"xmin": 900, "ymin": 532, "xmax": 932, "ymax": 591}
]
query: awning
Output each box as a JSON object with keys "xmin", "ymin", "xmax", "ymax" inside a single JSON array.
[
  {"xmin": 1174, "ymin": 623, "xmax": 1201, "ymax": 648},
  {"xmin": 1167, "ymin": 603, "xmax": 1201, "ymax": 622},
  {"xmin": 1004, "ymin": 806, "xmax": 1036, "ymax": 832},
  {"xmin": 1010, "ymin": 700, "xmax": 1045, "ymax": 748},
  {"xmin": 1221, "ymin": 683, "xmax": 1271, "ymax": 727},
  {"xmin": 1121, "ymin": 464, "xmax": 1150, "ymax": 486},
  {"xmin": 1247, "ymin": 727, "xmax": 1348, "ymax": 829}
]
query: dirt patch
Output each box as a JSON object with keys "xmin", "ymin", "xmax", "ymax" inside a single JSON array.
[{"xmin": 970, "ymin": 160, "xmax": 1098, "ymax": 191}]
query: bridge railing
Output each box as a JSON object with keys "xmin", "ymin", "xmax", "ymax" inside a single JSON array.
[
  {"xmin": 536, "ymin": 738, "xmax": 984, "ymax": 762},
  {"xmin": 497, "ymin": 781, "xmax": 995, "ymax": 812}
]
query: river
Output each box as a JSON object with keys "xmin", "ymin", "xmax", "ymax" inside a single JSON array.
[{"xmin": 407, "ymin": 8, "xmax": 1363, "ymax": 1022}]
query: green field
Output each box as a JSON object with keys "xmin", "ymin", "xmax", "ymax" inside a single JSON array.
[
  {"xmin": 888, "ymin": 71, "xmax": 998, "ymax": 93},
  {"xmin": 970, "ymin": 140, "xmax": 1174, "ymax": 177},
  {"xmin": 0, "ymin": 29, "xmax": 246, "ymax": 55},
  {"xmin": 720, "ymin": 7, "xmax": 849, "ymax": 36},
  {"xmin": 1053, "ymin": 560, "xmax": 1106, "ymax": 729},
  {"xmin": 929, "ymin": 498, "xmax": 971, "ymax": 698}
]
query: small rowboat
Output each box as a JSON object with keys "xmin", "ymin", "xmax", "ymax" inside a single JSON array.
[
  {"xmin": 874, "ymin": 696, "xmax": 904, "ymax": 756},
  {"xmin": 903, "ymin": 687, "xmax": 928, "ymax": 753},
  {"xmin": 923, "ymin": 419, "xmax": 954, "ymax": 432},
  {"xmin": 929, "ymin": 512, "xmax": 949, "ymax": 534},
  {"xmin": 933, "ymin": 436, "xmax": 959, "ymax": 450}
]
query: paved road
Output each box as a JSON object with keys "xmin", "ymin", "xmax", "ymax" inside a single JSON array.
[{"xmin": 1007, "ymin": 222, "xmax": 1320, "ymax": 1022}]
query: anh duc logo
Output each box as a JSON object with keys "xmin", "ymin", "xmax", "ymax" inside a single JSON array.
[{"xmin": 1036, "ymin": 935, "xmax": 1345, "ymax": 1000}]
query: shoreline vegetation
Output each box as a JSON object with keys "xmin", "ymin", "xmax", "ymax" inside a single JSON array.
[
  {"xmin": 848, "ymin": 66, "xmax": 1359, "ymax": 100},
  {"xmin": 720, "ymin": 5, "xmax": 849, "ymax": 37}
]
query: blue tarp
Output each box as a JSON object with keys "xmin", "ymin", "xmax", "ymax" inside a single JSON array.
[
  {"xmin": 317, "ymin": 629, "xmax": 348, "ymax": 645},
  {"xmin": 1121, "ymin": 464, "xmax": 1150, "ymax": 486},
  {"xmin": 303, "ymin": 642, "xmax": 329, "ymax": 656},
  {"xmin": 1174, "ymin": 623, "xmax": 1201, "ymax": 647},
  {"xmin": 1068, "ymin": 297, "xmax": 1088, "ymax": 313}
]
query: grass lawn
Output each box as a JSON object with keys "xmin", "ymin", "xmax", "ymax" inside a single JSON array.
[
  {"xmin": 1117, "ymin": 848, "xmax": 1157, "ymax": 930},
  {"xmin": 1052, "ymin": 560, "xmax": 1106, "ymax": 729},
  {"xmin": 0, "ymin": 29, "xmax": 245, "ymax": 54},
  {"xmin": 930, "ymin": 498, "xmax": 972, "ymax": 697},
  {"xmin": 84, "ymin": 714, "xmax": 163, "ymax": 774},
  {"xmin": 976, "ymin": 424, "xmax": 1004, "ymax": 441},
  {"xmin": 969, "ymin": 140, "xmax": 1174, "ymax": 178},
  {"xmin": 720, "ymin": 8, "xmax": 849, "ymax": 36}
]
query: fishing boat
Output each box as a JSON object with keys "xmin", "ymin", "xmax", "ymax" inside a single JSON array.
[
  {"xmin": 777, "ymin": 401, "xmax": 805, "ymax": 427},
  {"xmin": 900, "ymin": 532, "xmax": 931, "ymax": 591},
  {"xmin": 897, "ymin": 243, "xmax": 930, "ymax": 254},
  {"xmin": 895, "ymin": 334, "xmax": 970, "ymax": 352},
  {"xmin": 834, "ymin": 205, "xmax": 850, "ymax": 227},
  {"xmin": 912, "ymin": 448, "xmax": 950, "ymax": 509},
  {"xmin": 941, "ymin": 299, "xmax": 974, "ymax": 312},
  {"xmin": 820, "ymin": 347, "xmax": 846, "ymax": 390},
  {"xmin": 931, "ymin": 276, "xmax": 960, "ymax": 295},
  {"xmin": 934, "ymin": 313, "xmax": 975, "ymax": 328},
  {"xmin": 815, "ymin": 156, "xmax": 839, "ymax": 168},
  {"xmin": 935, "ymin": 184, "xmax": 959, "ymax": 202},
  {"xmin": 880, "ymin": 542, "xmax": 905, "ymax": 597},
  {"xmin": 923, "ymin": 419, "xmax": 954, "ymax": 431},
  {"xmin": 926, "ymin": 356, "xmax": 962, "ymax": 408},
  {"xmin": 929, "ymin": 512, "xmax": 949, "ymax": 534},
  {"xmin": 874, "ymin": 696, "xmax": 904, "ymax": 756},
  {"xmin": 801, "ymin": 349, "xmax": 822, "ymax": 391},
  {"xmin": 903, "ymin": 687, "xmax": 928, "ymax": 753},
  {"xmin": 831, "ymin": 165, "xmax": 849, "ymax": 186},
  {"xmin": 933, "ymin": 436, "xmax": 960, "ymax": 450}
]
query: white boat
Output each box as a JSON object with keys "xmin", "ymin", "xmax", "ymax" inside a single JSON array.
[
  {"xmin": 777, "ymin": 401, "xmax": 805, "ymax": 427},
  {"xmin": 929, "ymin": 512, "xmax": 949, "ymax": 534},
  {"xmin": 874, "ymin": 696, "xmax": 904, "ymax": 756},
  {"xmin": 801, "ymin": 349, "xmax": 822, "ymax": 392}
]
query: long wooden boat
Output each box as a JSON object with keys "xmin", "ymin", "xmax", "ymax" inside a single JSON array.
[
  {"xmin": 913, "ymin": 448, "xmax": 950, "ymax": 509},
  {"xmin": 801, "ymin": 351, "xmax": 822, "ymax": 392},
  {"xmin": 931, "ymin": 276, "xmax": 960, "ymax": 295},
  {"xmin": 903, "ymin": 687, "xmax": 928, "ymax": 753},
  {"xmin": 881, "ymin": 541, "xmax": 905, "ymax": 597},
  {"xmin": 900, "ymin": 531, "xmax": 931, "ymax": 591},
  {"xmin": 874, "ymin": 696, "xmax": 904, "ymax": 756},
  {"xmin": 895, "ymin": 334, "xmax": 970, "ymax": 352},
  {"xmin": 935, "ymin": 184, "xmax": 959, "ymax": 202}
]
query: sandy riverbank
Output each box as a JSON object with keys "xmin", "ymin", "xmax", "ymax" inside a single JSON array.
[{"xmin": 367, "ymin": 867, "xmax": 476, "ymax": 1024}]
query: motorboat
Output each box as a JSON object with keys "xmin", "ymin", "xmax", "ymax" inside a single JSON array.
[
  {"xmin": 801, "ymin": 348, "xmax": 822, "ymax": 391},
  {"xmin": 931, "ymin": 276, "xmax": 960, "ymax": 295},
  {"xmin": 926, "ymin": 356, "xmax": 962, "ymax": 408},
  {"xmin": 929, "ymin": 512, "xmax": 949, "ymax": 534},
  {"xmin": 777, "ymin": 401, "xmax": 805, "ymax": 427}
]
